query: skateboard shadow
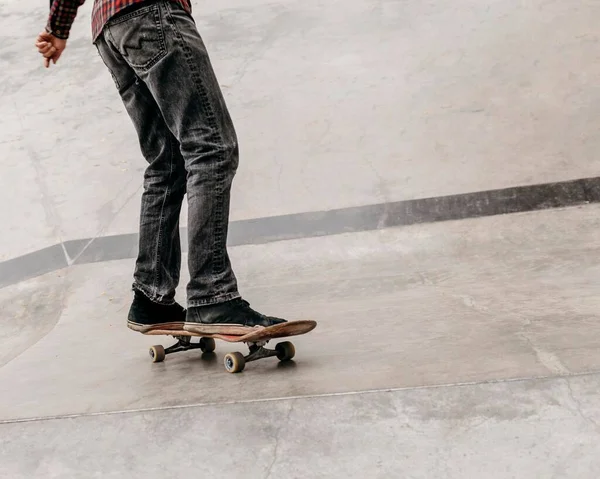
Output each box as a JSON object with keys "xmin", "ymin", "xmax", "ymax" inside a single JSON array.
[
  {"xmin": 199, "ymin": 352, "xmax": 218, "ymax": 365},
  {"xmin": 276, "ymin": 360, "xmax": 297, "ymax": 370}
]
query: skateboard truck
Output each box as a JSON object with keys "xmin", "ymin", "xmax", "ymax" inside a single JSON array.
[
  {"xmin": 149, "ymin": 336, "xmax": 296, "ymax": 373},
  {"xmin": 149, "ymin": 335, "xmax": 216, "ymax": 361},
  {"xmin": 223, "ymin": 340, "xmax": 296, "ymax": 373}
]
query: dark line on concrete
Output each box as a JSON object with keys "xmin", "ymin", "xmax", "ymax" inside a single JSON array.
[
  {"xmin": 0, "ymin": 245, "xmax": 68, "ymax": 289},
  {"xmin": 2, "ymin": 176, "xmax": 600, "ymax": 288}
]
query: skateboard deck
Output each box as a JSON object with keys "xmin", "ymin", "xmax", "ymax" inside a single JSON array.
[{"xmin": 145, "ymin": 320, "xmax": 317, "ymax": 373}]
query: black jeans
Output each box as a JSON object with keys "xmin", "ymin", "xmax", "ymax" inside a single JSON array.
[{"xmin": 95, "ymin": 1, "xmax": 240, "ymax": 307}]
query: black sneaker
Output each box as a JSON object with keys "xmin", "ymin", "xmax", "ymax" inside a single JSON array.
[
  {"xmin": 127, "ymin": 291, "xmax": 186, "ymax": 333},
  {"xmin": 184, "ymin": 298, "xmax": 287, "ymax": 335}
]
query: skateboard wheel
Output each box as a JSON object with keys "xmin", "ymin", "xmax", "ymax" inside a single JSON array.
[
  {"xmin": 224, "ymin": 352, "xmax": 245, "ymax": 373},
  {"xmin": 275, "ymin": 341, "xmax": 295, "ymax": 361},
  {"xmin": 149, "ymin": 345, "xmax": 165, "ymax": 363},
  {"xmin": 199, "ymin": 337, "xmax": 216, "ymax": 353}
]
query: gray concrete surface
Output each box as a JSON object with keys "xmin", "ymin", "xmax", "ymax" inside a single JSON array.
[
  {"xmin": 3, "ymin": 0, "xmax": 600, "ymax": 258},
  {"xmin": 2, "ymin": 206, "xmax": 600, "ymax": 477},
  {"xmin": 2, "ymin": 205, "xmax": 600, "ymax": 420},
  {"xmin": 3, "ymin": 375, "xmax": 600, "ymax": 478},
  {"xmin": 3, "ymin": 0, "xmax": 600, "ymax": 477}
]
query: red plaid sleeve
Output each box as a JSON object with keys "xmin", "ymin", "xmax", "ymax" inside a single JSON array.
[{"xmin": 47, "ymin": 0, "xmax": 87, "ymax": 40}]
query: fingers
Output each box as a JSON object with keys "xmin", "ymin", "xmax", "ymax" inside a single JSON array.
[
  {"xmin": 43, "ymin": 46, "xmax": 57, "ymax": 58},
  {"xmin": 36, "ymin": 42, "xmax": 57, "ymax": 58},
  {"xmin": 38, "ymin": 42, "xmax": 56, "ymax": 67},
  {"xmin": 36, "ymin": 31, "xmax": 53, "ymax": 43},
  {"xmin": 36, "ymin": 42, "xmax": 53, "ymax": 54},
  {"xmin": 38, "ymin": 42, "xmax": 53, "ymax": 68},
  {"xmin": 35, "ymin": 30, "xmax": 65, "ymax": 68}
]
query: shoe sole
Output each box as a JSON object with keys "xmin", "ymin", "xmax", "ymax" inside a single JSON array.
[
  {"xmin": 128, "ymin": 321, "xmax": 186, "ymax": 334},
  {"xmin": 128, "ymin": 320, "xmax": 260, "ymax": 336}
]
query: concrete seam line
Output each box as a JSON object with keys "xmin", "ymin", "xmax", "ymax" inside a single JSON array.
[{"xmin": 1, "ymin": 368, "xmax": 598, "ymax": 425}]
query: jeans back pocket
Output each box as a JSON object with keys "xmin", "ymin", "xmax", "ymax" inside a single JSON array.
[{"xmin": 106, "ymin": 4, "xmax": 167, "ymax": 71}]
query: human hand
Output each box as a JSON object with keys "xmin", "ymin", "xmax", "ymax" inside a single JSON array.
[{"xmin": 35, "ymin": 30, "xmax": 67, "ymax": 68}]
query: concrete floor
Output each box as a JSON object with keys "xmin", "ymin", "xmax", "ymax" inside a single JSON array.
[
  {"xmin": 2, "ymin": 0, "xmax": 600, "ymax": 477},
  {"xmin": 3, "ymin": 207, "xmax": 600, "ymax": 477},
  {"xmin": 3, "ymin": 376, "xmax": 600, "ymax": 478},
  {"xmin": 4, "ymin": 0, "xmax": 600, "ymax": 259}
]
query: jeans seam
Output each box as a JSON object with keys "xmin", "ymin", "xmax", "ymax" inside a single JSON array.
[
  {"xmin": 94, "ymin": 37, "xmax": 122, "ymax": 90},
  {"xmin": 187, "ymin": 291, "xmax": 240, "ymax": 308},
  {"xmin": 108, "ymin": 2, "xmax": 161, "ymax": 26},
  {"xmin": 151, "ymin": 129, "xmax": 175, "ymax": 295},
  {"xmin": 166, "ymin": 3, "xmax": 228, "ymax": 286}
]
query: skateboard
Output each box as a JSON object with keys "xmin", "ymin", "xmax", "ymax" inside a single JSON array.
[{"xmin": 144, "ymin": 320, "xmax": 317, "ymax": 373}]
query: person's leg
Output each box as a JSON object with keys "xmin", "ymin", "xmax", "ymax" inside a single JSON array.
[
  {"xmin": 102, "ymin": 1, "xmax": 285, "ymax": 332},
  {"xmin": 103, "ymin": 1, "xmax": 238, "ymax": 306},
  {"xmin": 95, "ymin": 30, "xmax": 187, "ymax": 332}
]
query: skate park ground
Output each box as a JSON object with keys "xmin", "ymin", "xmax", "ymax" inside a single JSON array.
[{"xmin": 2, "ymin": 0, "xmax": 600, "ymax": 477}]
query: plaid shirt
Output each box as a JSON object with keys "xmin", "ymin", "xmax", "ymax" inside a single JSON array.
[{"xmin": 47, "ymin": 0, "xmax": 191, "ymax": 40}]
